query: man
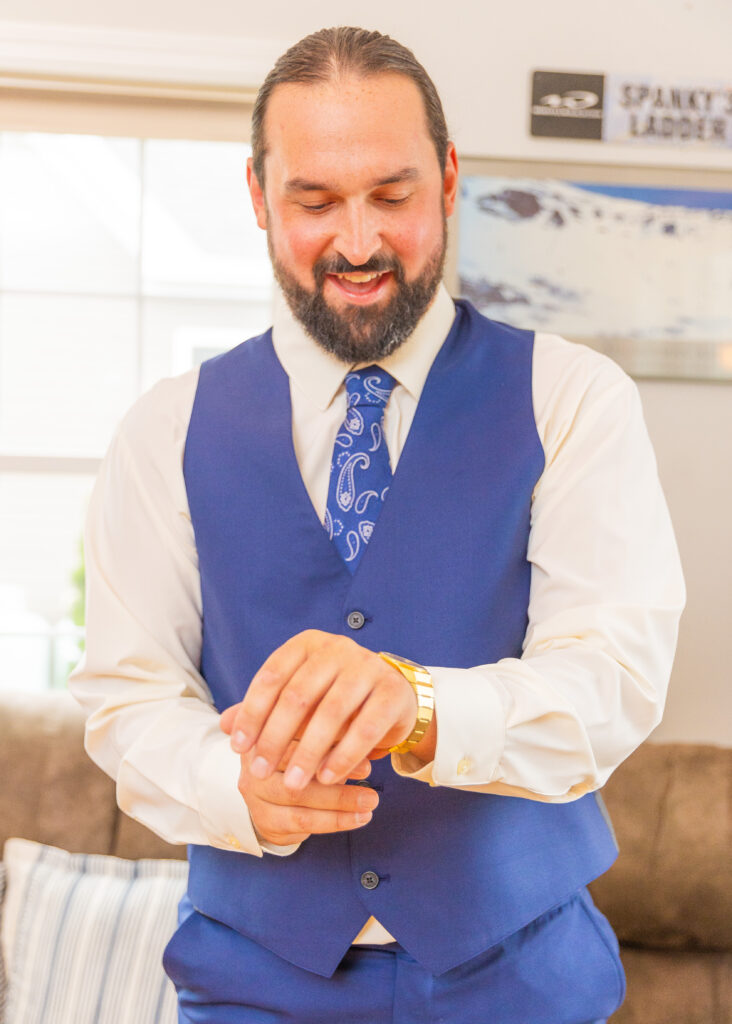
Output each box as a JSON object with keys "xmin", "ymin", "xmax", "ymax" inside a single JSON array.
[{"xmin": 70, "ymin": 26, "xmax": 685, "ymax": 1024}]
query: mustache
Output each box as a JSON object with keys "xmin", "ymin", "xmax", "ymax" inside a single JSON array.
[{"xmin": 313, "ymin": 254, "xmax": 404, "ymax": 285}]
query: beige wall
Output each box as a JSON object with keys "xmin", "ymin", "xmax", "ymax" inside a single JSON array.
[
  {"xmin": 3, "ymin": 0, "xmax": 732, "ymax": 170},
  {"xmin": 638, "ymin": 380, "xmax": 732, "ymax": 745}
]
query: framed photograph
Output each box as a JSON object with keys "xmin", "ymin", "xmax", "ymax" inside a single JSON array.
[{"xmin": 449, "ymin": 158, "xmax": 732, "ymax": 380}]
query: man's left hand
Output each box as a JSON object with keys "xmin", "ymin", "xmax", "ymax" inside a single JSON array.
[{"xmin": 219, "ymin": 630, "xmax": 418, "ymax": 790}]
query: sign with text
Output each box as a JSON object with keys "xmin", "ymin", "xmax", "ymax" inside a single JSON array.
[
  {"xmin": 604, "ymin": 75, "xmax": 732, "ymax": 146},
  {"xmin": 531, "ymin": 70, "xmax": 732, "ymax": 148}
]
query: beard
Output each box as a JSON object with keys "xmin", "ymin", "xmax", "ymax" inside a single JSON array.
[{"xmin": 268, "ymin": 223, "xmax": 446, "ymax": 364}]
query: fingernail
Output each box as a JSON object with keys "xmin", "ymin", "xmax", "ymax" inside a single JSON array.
[
  {"xmin": 284, "ymin": 765, "xmax": 305, "ymax": 789},
  {"xmin": 355, "ymin": 812, "xmax": 373, "ymax": 825},
  {"xmin": 250, "ymin": 756, "xmax": 271, "ymax": 779},
  {"xmin": 231, "ymin": 730, "xmax": 248, "ymax": 752},
  {"xmin": 319, "ymin": 768, "xmax": 336, "ymax": 785}
]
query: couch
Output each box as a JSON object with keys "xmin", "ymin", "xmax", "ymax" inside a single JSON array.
[{"xmin": 1, "ymin": 689, "xmax": 729, "ymax": 1022}]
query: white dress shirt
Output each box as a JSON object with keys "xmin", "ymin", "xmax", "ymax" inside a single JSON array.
[{"xmin": 70, "ymin": 283, "xmax": 685, "ymax": 945}]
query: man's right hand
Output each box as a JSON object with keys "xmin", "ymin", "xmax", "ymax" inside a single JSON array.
[{"xmin": 238, "ymin": 748, "xmax": 380, "ymax": 847}]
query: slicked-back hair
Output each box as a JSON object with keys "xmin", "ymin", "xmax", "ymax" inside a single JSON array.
[{"xmin": 250, "ymin": 26, "xmax": 449, "ymax": 187}]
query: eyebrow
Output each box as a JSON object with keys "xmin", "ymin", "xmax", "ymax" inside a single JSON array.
[{"xmin": 284, "ymin": 166, "xmax": 421, "ymax": 193}]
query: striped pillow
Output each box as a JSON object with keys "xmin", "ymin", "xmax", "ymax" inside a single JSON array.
[{"xmin": 2, "ymin": 839, "xmax": 187, "ymax": 1024}]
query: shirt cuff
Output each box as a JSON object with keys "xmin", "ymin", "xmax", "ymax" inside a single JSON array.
[
  {"xmin": 391, "ymin": 665, "xmax": 506, "ymax": 787},
  {"xmin": 195, "ymin": 736, "xmax": 300, "ymax": 857}
]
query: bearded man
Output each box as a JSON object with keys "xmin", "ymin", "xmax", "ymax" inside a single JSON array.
[{"xmin": 71, "ymin": 25, "xmax": 685, "ymax": 1024}]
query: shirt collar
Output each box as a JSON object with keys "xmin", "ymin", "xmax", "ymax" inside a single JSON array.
[{"xmin": 271, "ymin": 283, "xmax": 456, "ymax": 411}]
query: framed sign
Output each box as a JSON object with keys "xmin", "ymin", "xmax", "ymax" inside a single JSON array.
[{"xmin": 530, "ymin": 70, "xmax": 732, "ymax": 149}]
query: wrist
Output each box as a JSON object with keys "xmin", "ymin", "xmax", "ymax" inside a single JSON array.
[
  {"xmin": 378, "ymin": 652, "xmax": 435, "ymax": 755},
  {"xmin": 405, "ymin": 713, "xmax": 437, "ymax": 764}
]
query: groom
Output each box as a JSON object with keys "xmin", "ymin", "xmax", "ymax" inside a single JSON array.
[{"xmin": 72, "ymin": 25, "xmax": 684, "ymax": 1023}]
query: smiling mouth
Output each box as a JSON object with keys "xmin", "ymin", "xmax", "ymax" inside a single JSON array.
[{"xmin": 327, "ymin": 270, "xmax": 392, "ymax": 299}]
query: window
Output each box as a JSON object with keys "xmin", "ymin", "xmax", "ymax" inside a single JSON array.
[{"xmin": 0, "ymin": 81, "xmax": 273, "ymax": 689}]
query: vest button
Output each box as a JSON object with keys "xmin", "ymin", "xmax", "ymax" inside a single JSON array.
[
  {"xmin": 360, "ymin": 870, "xmax": 380, "ymax": 890},
  {"xmin": 347, "ymin": 610, "xmax": 366, "ymax": 630}
]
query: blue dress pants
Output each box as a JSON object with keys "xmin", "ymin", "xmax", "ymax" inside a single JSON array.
[{"xmin": 164, "ymin": 887, "xmax": 624, "ymax": 1023}]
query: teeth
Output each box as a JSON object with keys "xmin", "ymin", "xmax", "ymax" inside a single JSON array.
[{"xmin": 336, "ymin": 272, "xmax": 381, "ymax": 283}]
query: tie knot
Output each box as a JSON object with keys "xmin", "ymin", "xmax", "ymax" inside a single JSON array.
[{"xmin": 345, "ymin": 366, "xmax": 396, "ymax": 409}]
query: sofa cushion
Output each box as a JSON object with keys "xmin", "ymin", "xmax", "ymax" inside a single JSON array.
[
  {"xmin": 0, "ymin": 691, "xmax": 185, "ymax": 861},
  {"xmin": 611, "ymin": 947, "xmax": 732, "ymax": 1024},
  {"xmin": 2, "ymin": 838, "xmax": 187, "ymax": 1024},
  {"xmin": 0, "ymin": 692, "xmax": 117, "ymax": 855},
  {"xmin": 590, "ymin": 743, "xmax": 731, "ymax": 950}
]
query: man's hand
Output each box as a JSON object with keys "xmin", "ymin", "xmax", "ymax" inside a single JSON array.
[
  {"xmin": 220, "ymin": 630, "xmax": 418, "ymax": 792},
  {"xmin": 237, "ymin": 746, "xmax": 379, "ymax": 846}
]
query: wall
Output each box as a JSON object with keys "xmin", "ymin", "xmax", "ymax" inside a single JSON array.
[
  {"xmin": 1, "ymin": 0, "xmax": 730, "ymax": 745},
  {"xmin": 4, "ymin": 0, "xmax": 732, "ymax": 172},
  {"xmin": 638, "ymin": 380, "xmax": 731, "ymax": 744}
]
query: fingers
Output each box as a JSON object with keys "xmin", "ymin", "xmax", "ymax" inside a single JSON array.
[
  {"xmin": 219, "ymin": 703, "xmax": 238, "ymax": 735},
  {"xmin": 348, "ymin": 758, "xmax": 373, "ymax": 780},
  {"xmin": 249, "ymin": 651, "xmax": 365, "ymax": 784},
  {"xmin": 281, "ymin": 668, "xmax": 415, "ymax": 792},
  {"xmin": 221, "ymin": 711, "xmax": 373, "ymax": 780},
  {"xmin": 314, "ymin": 683, "xmax": 416, "ymax": 786},
  {"xmin": 223, "ymin": 629, "xmax": 416, "ymax": 795},
  {"xmin": 239, "ymin": 758, "xmax": 379, "ymax": 847},
  {"xmin": 227, "ymin": 630, "xmax": 335, "ymax": 758},
  {"xmin": 231, "ymin": 632, "xmax": 378, "ymax": 783},
  {"xmin": 228, "ymin": 635, "xmax": 311, "ymax": 754},
  {"xmin": 278, "ymin": 658, "xmax": 386, "ymax": 790},
  {"xmin": 275, "ymin": 744, "xmax": 371, "ymax": 779}
]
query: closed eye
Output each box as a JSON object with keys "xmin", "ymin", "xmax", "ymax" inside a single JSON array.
[{"xmin": 301, "ymin": 202, "xmax": 333, "ymax": 212}]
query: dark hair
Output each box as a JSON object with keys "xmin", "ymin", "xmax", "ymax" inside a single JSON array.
[{"xmin": 251, "ymin": 26, "xmax": 449, "ymax": 186}]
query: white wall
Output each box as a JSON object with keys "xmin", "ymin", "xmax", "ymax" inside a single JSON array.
[
  {"xmin": 639, "ymin": 381, "xmax": 732, "ymax": 745},
  {"xmin": 5, "ymin": 0, "xmax": 732, "ymax": 171},
  {"xmin": 2, "ymin": 0, "xmax": 730, "ymax": 745}
]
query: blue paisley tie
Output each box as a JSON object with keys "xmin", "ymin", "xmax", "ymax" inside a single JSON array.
[{"xmin": 324, "ymin": 365, "xmax": 396, "ymax": 572}]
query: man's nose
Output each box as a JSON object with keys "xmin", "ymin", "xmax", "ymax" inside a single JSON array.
[{"xmin": 332, "ymin": 203, "xmax": 382, "ymax": 267}]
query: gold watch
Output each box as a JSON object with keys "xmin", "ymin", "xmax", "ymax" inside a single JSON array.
[{"xmin": 379, "ymin": 652, "xmax": 434, "ymax": 755}]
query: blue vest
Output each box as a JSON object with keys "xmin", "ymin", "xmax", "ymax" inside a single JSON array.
[{"xmin": 183, "ymin": 300, "xmax": 617, "ymax": 978}]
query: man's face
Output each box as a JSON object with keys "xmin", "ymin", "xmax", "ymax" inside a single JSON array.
[{"xmin": 248, "ymin": 73, "xmax": 458, "ymax": 362}]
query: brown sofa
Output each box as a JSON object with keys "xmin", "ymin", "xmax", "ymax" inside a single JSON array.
[{"xmin": 1, "ymin": 690, "xmax": 729, "ymax": 1022}]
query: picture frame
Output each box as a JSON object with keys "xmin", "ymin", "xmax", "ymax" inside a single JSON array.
[{"xmin": 446, "ymin": 158, "xmax": 732, "ymax": 381}]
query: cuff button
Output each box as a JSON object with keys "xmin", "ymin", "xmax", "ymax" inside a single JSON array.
[{"xmin": 457, "ymin": 758, "xmax": 472, "ymax": 776}]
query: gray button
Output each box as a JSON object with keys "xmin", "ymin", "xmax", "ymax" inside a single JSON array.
[
  {"xmin": 360, "ymin": 870, "xmax": 380, "ymax": 890},
  {"xmin": 347, "ymin": 610, "xmax": 366, "ymax": 630}
]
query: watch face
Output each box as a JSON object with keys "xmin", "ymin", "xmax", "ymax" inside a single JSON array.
[
  {"xmin": 380, "ymin": 653, "xmax": 432, "ymax": 693},
  {"xmin": 381, "ymin": 652, "xmax": 421, "ymax": 671},
  {"xmin": 398, "ymin": 656, "xmax": 421, "ymax": 670}
]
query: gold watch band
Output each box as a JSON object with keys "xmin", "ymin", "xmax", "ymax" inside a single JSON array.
[{"xmin": 379, "ymin": 652, "xmax": 434, "ymax": 755}]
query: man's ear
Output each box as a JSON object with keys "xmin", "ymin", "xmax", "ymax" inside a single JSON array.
[
  {"xmin": 442, "ymin": 142, "xmax": 459, "ymax": 219},
  {"xmin": 247, "ymin": 157, "xmax": 267, "ymax": 230}
]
